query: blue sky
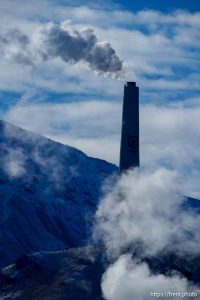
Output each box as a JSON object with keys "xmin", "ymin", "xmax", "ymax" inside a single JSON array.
[
  {"xmin": 0, "ymin": 0, "xmax": 200, "ymax": 196},
  {"xmin": 116, "ymin": 0, "xmax": 200, "ymax": 12}
]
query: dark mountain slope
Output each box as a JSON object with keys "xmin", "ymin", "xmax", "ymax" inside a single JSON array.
[
  {"xmin": 0, "ymin": 120, "xmax": 117, "ymax": 267},
  {"xmin": 0, "ymin": 246, "xmax": 105, "ymax": 300}
]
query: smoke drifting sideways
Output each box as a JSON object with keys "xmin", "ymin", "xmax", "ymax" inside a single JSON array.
[
  {"xmin": 94, "ymin": 169, "xmax": 200, "ymax": 300},
  {"xmin": 0, "ymin": 21, "xmax": 124, "ymax": 79}
]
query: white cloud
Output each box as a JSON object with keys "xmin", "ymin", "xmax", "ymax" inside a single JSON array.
[
  {"xmin": 101, "ymin": 255, "xmax": 195, "ymax": 300},
  {"xmin": 95, "ymin": 169, "xmax": 200, "ymax": 299},
  {"xmin": 141, "ymin": 101, "xmax": 200, "ymax": 168},
  {"xmin": 0, "ymin": 2, "xmax": 199, "ymax": 95},
  {"xmin": 4, "ymin": 148, "xmax": 26, "ymax": 178},
  {"xmin": 95, "ymin": 168, "xmax": 200, "ymax": 257},
  {"xmin": 4, "ymin": 96, "xmax": 200, "ymax": 196},
  {"xmin": 4, "ymin": 100, "xmax": 121, "ymax": 136},
  {"xmin": 4, "ymin": 100, "xmax": 121, "ymax": 163}
]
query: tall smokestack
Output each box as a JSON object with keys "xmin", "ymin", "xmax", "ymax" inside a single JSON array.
[{"xmin": 119, "ymin": 82, "xmax": 140, "ymax": 172}]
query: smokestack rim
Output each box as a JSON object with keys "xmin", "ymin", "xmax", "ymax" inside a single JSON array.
[{"xmin": 125, "ymin": 81, "xmax": 137, "ymax": 87}]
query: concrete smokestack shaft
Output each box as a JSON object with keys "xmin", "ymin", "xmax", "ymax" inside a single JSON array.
[{"xmin": 119, "ymin": 82, "xmax": 140, "ymax": 172}]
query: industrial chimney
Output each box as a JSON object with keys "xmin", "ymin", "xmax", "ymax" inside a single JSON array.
[{"xmin": 119, "ymin": 82, "xmax": 140, "ymax": 172}]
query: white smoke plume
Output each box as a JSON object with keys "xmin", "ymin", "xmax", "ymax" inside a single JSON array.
[
  {"xmin": 0, "ymin": 21, "xmax": 124, "ymax": 79},
  {"xmin": 101, "ymin": 255, "xmax": 197, "ymax": 300},
  {"xmin": 94, "ymin": 169, "xmax": 200, "ymax": 300}
]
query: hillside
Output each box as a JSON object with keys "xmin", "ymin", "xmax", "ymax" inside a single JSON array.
[
  {"xmin": 0, "ymin": 120, "xmax": 117, "ymax": 267},
  {"xmin": 1, "ymin": 120, "xmax": 200, "ymax": 300},
  {"xmin": 0, "ymin": 246, "xmax": 105, "ymax": 300}
]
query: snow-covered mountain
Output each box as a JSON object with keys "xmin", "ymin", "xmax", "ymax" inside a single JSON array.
[{"xmin": 0, "ymin": 120, "xmax": 117, "ymax": 267}]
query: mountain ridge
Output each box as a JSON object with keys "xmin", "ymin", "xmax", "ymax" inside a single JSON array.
[{"xmin": 0, "ymin": 119, "xmax": 117, "ymax": 267}]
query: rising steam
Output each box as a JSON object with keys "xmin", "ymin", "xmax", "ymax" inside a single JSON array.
[
  {"xmin": 94, "ymin": 169, "xmax": 200, "ymax": 300},
  {"xmin": 0, "ymin": 21, "xmax": 124, "ymax": 79}
]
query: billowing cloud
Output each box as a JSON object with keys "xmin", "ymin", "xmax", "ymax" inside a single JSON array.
[
  {"xmin": 101, "ymin": 255, "xmax": 196, "ymax": 300},
  {"xmin": 95, "ymin": 169, "xmax": 200, "ymax": 257},
  {"xmin": 94, "ymin": 169, "xmax": 200, "ymax": 299},
  {"xmin": 0, "ymin": 21, "xmax": 124, "ymax": 79}
]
